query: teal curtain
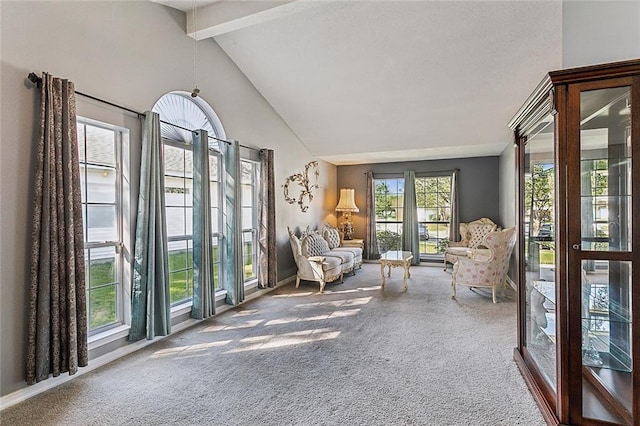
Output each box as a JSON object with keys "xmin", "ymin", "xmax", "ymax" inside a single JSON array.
[
  {"xmin": 258, "ymin": 149, "xmax": 277, "ymax": 288},
  {"xmin": 191, "ymin": 130, "xmax": 215, "ymax": 319},
  {"xmin": 449, "ymin": 169, "xmax": 460, "ymax": 242},
  {"xmin": 27, "ymin": 73, "xmax": 88, "ymax": 384},
  {"xmin": 365, "ymin": 171, "xmax": 379, "ymax": 260},
  {"xmin": 129, "ymin": 111, "xmax": 171, "ymax": 342},
  {"xmin": 221, "ymin": 140, "xmax": 244, "ymax": 305},
  {"xmin": 402, "ymin": 170, "xmax": 420, "ymax": 265}
]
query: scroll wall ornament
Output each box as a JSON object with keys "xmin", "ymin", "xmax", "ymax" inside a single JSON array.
[{"xmin": 283, "ymin": 161, "xmax": 319, "ymax": 212}]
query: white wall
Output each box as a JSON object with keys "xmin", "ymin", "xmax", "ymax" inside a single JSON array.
[
  {"xmin": 0, "ymin": 1, "xmax": 335, "ymax": 398},
  {"xmin": 562, "ymin": 0, "xmax": 640, "ymax": 68},
  {"xmin": 498, "ymin": 143, "xmax": 516, "ymax": 231}
]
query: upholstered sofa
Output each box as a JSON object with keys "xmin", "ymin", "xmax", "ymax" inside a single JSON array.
[
  {"xmin": 287, "ymin": 224, "xmax": 363, "ymax": 292},
  {"xmin": 443, "ymin": 217, "xmax": 497, "ymax": 270}
]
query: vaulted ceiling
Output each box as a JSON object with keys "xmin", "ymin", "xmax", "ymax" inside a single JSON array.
[{"xmin": 154, "ymin": 0, "xmax": 563, "ymax": 165}]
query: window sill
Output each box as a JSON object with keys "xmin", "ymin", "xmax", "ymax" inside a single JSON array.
[
  {"xmin": 88, "ymin": 324, "xmax": 131, "ymax": 351},
  {"xmin": 215, "ymin": 289, "xmax": 228, "ymax": 302},
  {"xmin": 171, "ymin": 301, "xmax": 193, "ymax": 317},
  {"xmin": 244, "ymin": 279, "xmax": 258, "ymax": 290}
]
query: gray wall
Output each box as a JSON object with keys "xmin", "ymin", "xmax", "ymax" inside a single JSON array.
[
  {"xmin": 0, "ymin": 1, "xmax": 335, "ymax": 399},
  {"xmin": 337, "ymin": 157, "xmax": 501, "ymax": 242}
]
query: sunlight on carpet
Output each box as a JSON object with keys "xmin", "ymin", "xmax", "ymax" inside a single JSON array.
[{"xmin": 224, "ymin": 328, "xmax": 342, "ymax": 353}]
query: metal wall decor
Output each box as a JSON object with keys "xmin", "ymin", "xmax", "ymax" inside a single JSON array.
[{"xmin": 283, "ymin": 161, "xmax": 319, "ymax": 212}]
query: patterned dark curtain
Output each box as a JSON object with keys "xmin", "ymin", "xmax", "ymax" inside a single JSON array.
[
  {"xmin": 258, "ymin": 149, "xmax": 277, "ymax": 288},
  {"xmin": 365, "ymin": 171, "xmax": 379, "ymax": 260},
  {"xmin": 26, "ymin": 72, "xmax": 88, "ymax": 385}
]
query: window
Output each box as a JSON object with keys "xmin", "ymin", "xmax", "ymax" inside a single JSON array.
[
  {"xmin": 78, "ymin": 119, "xmax": 127, "ymax": 334},
  {"xmin": 374, "ymin": 175, "xmax": 452, "ymax": 259},
  {"xmin": 153, "ymin": 91, "xmax": 227, "ymax": 305},
  {"xmin": 415, "ymin": 176, "xmax": 451, "ymax": 258},
  {"xmin": 164, "ymin": 143, "xmax": 194, "ymax": 306},
  {"xmin": 210, "ymin": 152, "xmax": 222, "ymax": 290},
  {"xmin": 374, "ymin": 178, "xmax": 404, "ymax": 252},
  {"xmin": 241, "ymin": 160, "xmax": 259, "ymax": 283}
]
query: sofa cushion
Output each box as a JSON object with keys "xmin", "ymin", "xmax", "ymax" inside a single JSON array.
[
  {"xmin": 332, "ymin": 246, "xmax": 362, "ymax": 261},
  {"xmin": 300, "ymin": 225, "xmax": 315, "ymax": 240},
  {"xmin": 326, "ymin": 251, "xmax": 355, "ymax": 274},
  {"xmin": 323, "ymin": 225, "xmax": 341, "ymax": 249},
  {"xmin": 321, "ymin": 256, "xmax": 342, "ymax": 272},
  {"xmin": 301, "ymin": 232, "xmax": 330, "ymax": 257},
  {"xmin": 325, "ymin": 249, "xmax": 354, "ymax": 264},
  {"xmin": 447, "ymin": 247, "xmax": 471, "ymax": 257}
]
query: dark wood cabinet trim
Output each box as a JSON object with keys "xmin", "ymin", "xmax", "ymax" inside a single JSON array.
[
  {"xmin": 554, "ymin": 83, "xmax": 570, "ymax": 424},
  {"xmin": 549, "ymin": 59, "xmax": 640, "ymax": 86},
  {"xmin": 566, "ymin": 82, "xmax": 584, "ymax": 423},
  {"xmin": 514, "ymin": 348, "xmax": 560, "ymax": 426}
]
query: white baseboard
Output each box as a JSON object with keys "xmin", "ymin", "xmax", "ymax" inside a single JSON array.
[
  {"xmin": 0, "ymin": 275, "xmax": 297, "ymax": 412},
  {"xmin": 1, "ymin": 335, "xmax": 158, "ymax": 411}
]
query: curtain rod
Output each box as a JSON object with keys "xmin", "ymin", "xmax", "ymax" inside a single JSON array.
[
  {"xmin": 26, "ymin": 72, "xmax": 245, "ymax": 147},
  {"xmin": 367, "ymin": 168, "xmax": 458, "ymax": 176}
]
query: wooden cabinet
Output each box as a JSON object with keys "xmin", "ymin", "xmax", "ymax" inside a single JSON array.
[{"xmin": 509, "ymin": 59, "xmax": 640, "ymax": 425}]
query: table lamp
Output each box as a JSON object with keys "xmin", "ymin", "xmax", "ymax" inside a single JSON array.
[{"xmin": 335, "ymin": 188, "xmax": 359, "ymax": 240}]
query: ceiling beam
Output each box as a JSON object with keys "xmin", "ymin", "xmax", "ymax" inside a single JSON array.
[{"xmin": 186, "ymin": 0, "xmax": 321, "ymax": 39}]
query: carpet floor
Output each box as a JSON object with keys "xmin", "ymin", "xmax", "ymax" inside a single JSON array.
[{"xmin": 2, "ymin": 263, "xmax": 545, "ymax": 426}]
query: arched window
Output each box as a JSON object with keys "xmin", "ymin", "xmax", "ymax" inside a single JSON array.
[
  {"xmin": 152, "ymin": 92, "xmax": 225, "ymax": 305},
  {"xmin": 152, "ymin": 91, "xmax": 226, "ymax": 145}
]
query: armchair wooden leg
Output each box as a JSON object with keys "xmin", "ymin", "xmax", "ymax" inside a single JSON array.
[
  {"xmin": 451, "ymin": 280, "xmax": 456, "ymax": 299},
  {"xmin": 492, "ymin": 287, "xmax": 498, "ymax": 304},
  {"xmin": 319, "ymin": 280, "xmax": 326, "ymax": 293},
  {"xmin": 340, "ymin": 272, "xmax": 344, "ymax": 283},
  {"xmin": 296, "ymin": 276, "xmax": 301, "ymax": 288},
  {"xmin": 443, "ymin": 258, "xmax": 448, "ymax": 271}
]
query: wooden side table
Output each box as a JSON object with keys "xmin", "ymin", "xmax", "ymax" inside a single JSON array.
[{"xmin": 340, "ymin": 238, "xmax": 364, "ymax": 250}]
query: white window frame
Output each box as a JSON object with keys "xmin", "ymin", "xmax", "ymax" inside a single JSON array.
[
  {"xmin": 209, "ymin": 149, "xmax": 223, "ymax": 291},
  {"xmin": 415, "ymin": 175, "xmax": 452, "ymax": 261},
  {"xmin": 163, "ymin": 139, "xmax": 195, "ymax": 309},
  {"xmin": 241, "ymin": 159, "xmax": 260, "ymax": 287},
  {"xmin": 78, "ymin": 117, "xmax": 128, "ymax": 337},
  {"xmin": 374, "ymin": 177, "xmax": 404, "ymax": 252}
]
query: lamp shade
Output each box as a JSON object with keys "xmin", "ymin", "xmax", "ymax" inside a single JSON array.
[{"xmin": 335, "ymin": 188, "xmax": 359, "ymax": 212}]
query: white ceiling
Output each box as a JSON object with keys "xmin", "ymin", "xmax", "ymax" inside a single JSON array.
[{"xmin": 154, "ymin": 0, "xmax": 563, "ymax": 165}]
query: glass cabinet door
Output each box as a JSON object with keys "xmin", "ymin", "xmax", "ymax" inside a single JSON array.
[
  {"xmin": 523, "ymin": 113, "xmax": 557, "ymax": 396},
  {"xmin": 571, "ymin": 84, "xmax": 634, "ymax": 425}
]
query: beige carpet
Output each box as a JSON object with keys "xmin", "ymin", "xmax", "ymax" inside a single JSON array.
[{"xmin": 1, "ymin": 263, "xmax": 544, "ymax": 425}]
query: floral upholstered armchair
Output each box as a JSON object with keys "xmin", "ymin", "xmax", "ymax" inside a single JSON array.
[
  {"xmin": 443, "ymin": 217, "xmax": 497, "ymax": 270},
  {"xmin": 451, "ymin": 226, "xmax": 517, "ymax": 303}
]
